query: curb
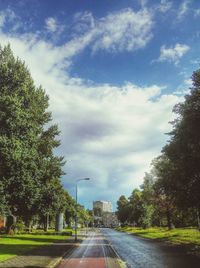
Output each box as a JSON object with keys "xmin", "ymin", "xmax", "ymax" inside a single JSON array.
[
  {"xmin": 47, "ymin": 256, "xmax": 63, "ymax": 268},
  {"xmin": 47, "ymin": 236, "xmax": 86, "ymax": 268},
  {"xmin": 47, "ymin": 245, "xmax": 76, "ymax": 268},
  {"xmin": 100, "ymin": 229, "xmax": 127, "ymax": 268},
  {"xmin": 109, "ymin": 243, "xmax": 127, "ymax": 268}
]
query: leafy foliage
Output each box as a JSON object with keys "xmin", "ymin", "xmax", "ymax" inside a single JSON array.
[
  {"xmin": 116, "ymin": 68, "xmax": 200, "ymax": 230},
  {"xmin": 116, "ymin": 195, "xmax": 129, "ymax": 224},
  {"xmin": 0, "ymin": 44, "xmax": 65, "ymax": 227}
]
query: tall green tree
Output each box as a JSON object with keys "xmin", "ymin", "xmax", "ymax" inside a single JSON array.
[
  {"xmin": 140, "ymin": 172, "xmax": 155, "ymax": 228},
  {"xmin": 77, "ymin": 205, "xmax": 91, "ymax": 226},
  {"xmin": 116, "ymin": 195, "xmax": 129, "ymax": 224},
  {"xmin": 0, "ymin": 45, "xmax": 65, "ymax": 228},
  {"xmin": 152, "ymin": 155, "xmax": 177, "ymax": 229},
  {"xmin": 162, "ymin": 69, "xmax": 200, "ymax": 229},
  {"xmin": 128, "ymin": 189, "xmax": 143, "ymax": 226},
  {"xmin": 38, "ymin": 178, "xmax": 67, "ymax": 231},
  {"xmin": 64, "ymin": 194, "xmax": 76, "ymax": 227}
]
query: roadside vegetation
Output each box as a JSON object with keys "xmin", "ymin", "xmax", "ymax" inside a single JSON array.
[
  {"xmin": 0, "ymin": 44, "xmax": 93, "ymax": 262},
  {"xmin": 0, "ymin": 229, "xmax": 73, "ymax": 262},
  {"xmin": 116, "ymin": 69, "xmax": 200, "ymax": 240},
  {"xmin": 116, "ymin": 227, "xmax": 200, "ymax": 246}
]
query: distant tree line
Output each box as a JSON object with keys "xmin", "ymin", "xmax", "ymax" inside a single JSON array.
[
  {"xmin": 0, "ymin": 45, "xmax": 91, "ymax": 233},
  {"xmin": 117, "ymin": 68, "xmax": 200, "ymax": 230}
]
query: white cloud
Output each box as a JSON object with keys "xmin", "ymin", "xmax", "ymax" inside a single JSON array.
[
  {"xmin": 158, "ymin": 43, "xmax": 190, "ymax": 64},
  {"xmin": 177, "ymin": 0, "xmax": 191, "ymax": 20},
  {"xmin": 0, "ymin": 13, "xmax": 6, "ymax": 28},
  {"xmin": 174, "ymin": 76, "xmax": 192, "ymax": 95},
  {"xmin": 158, "ymin": 0, "xmax": 172, "ymax": 13},
  {"xmin": 45, "ymin": 17, "xmax": 65, "ymax": 34},
  {"xmin": 33, "ymin": 7, "xmax": 153, "ymax": 69},
  {"xmin": 138, "ymin": 0, "xmax": 148, "ymax": 8},
  {"xmin": 184, "ymin": 78, "xmax": 192, "ymax": 86},
  {"xmin": 73, "ymin": 11, "xmax": 95, "ymax": 33},
  {"xmin": 57, "ymin": 82, "xmax": 180, "ymax": 204},
  {"xmin": 194, "ymin": 9, "xmax": 200, "ymax": 17},
  {"xmin": 0, "ymin": 8, "xmax": 182, "ymax": 208},
  {"xmin": 73, "ymin": 8, "xmax": 154, "ymax": 53},
  {"xmin": 190, "ymin": 58, "xmax": 200, "ymax": 65},
  {"xmin": 0, "ymin": 9, "xmax": 18, "ymax": 29},
  {"xmin": 45, "ymin": 17, "xmax": 58, "ymax": 32},
  {"xmin": 94, "ymin": 9, "xmax": 153, "ymax": 53}
]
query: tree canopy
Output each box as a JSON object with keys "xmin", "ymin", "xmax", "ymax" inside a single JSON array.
[
  {"xmin": 0, "ymin": 44, "xmax": 65, "ymax": 226},
  {"xmin": 116, "ymin": 68, "xmax": 200, "ymax": 230}
]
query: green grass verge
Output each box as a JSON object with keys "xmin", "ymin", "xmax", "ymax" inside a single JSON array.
[
  {"xmin": 116, "ymin": 227, "xmax": 200, "ymax": 246},
  {"xmin": 0, "ymin": 229, "xmax": 73, "ymax": 262}
]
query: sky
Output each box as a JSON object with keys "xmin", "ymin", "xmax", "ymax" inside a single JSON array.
[{"xmin": 0, "ymin": 0, "xmax": 200, "ymax": 210}]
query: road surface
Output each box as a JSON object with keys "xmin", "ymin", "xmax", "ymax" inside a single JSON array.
[
  {"xmin": 102, "ymin": 228, "xmax": 200, "ymax": 268},
  {"xmin": 57, "ymin": 229, "xmax": 121, "ymax": 268}
]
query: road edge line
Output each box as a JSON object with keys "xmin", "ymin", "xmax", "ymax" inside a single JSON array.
[
  {"xmin": 47, "ymin": 245, "xmax": 76, "ymax": 268},
  {"xmin": 109, "ymin": 243, "xmax": 127, "ymax": 268},
  {"xmin": 47, "ymin": 235, "xmax": 88, "ymax": 268}
]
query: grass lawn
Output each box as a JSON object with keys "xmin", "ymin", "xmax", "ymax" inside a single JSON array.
[
  {"xmin": 0, "ymin": 229, "xmax": 73, "ymax": 262},
  {"xmin": 116, "ymin": 226, "xmax": 200, "ymax": 246}
]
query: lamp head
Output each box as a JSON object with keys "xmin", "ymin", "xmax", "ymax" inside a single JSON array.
[{"xmin": 76, "ymin": 177, "xmax": 91, "ymax": 183}]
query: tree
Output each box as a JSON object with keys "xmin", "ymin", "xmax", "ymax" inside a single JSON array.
[
  {"xmin": 115, "ymin": 69, "xmax": 200, "ymax": 230},
  {"xmin": 38, "ymin": 178, "xmax": 66, "ymax": 231},
  {"xmin": 162, "ymin": 69, "xmax": 200, "ymax": 229},
  {"xmin": 77, "ymin": 205, "xmax": 91, "ymax": 226},
  {"xmin": 86, "ymin": 209, "xmax": 94, "ymax": 227},
  {"xmin": 0, "ymin": 181, "xmax": 8, "ymax": 216},
  {"xmin": 64, "ymin": 193, "xmax": 76, "ymax": 228},
  {"xmin": 116, "ymin": 195, "xmax": 129, "ymax": 224},
  {"xmin": 140, "ymin": 172, "xmax": 155, "ymax": 228},
  {"xmin": 128, "ymin": 189, "xmax": 143, "ymax": 226},
  {"xmin": 152, "ymin": 155, "xmax": 176, "ymax": 229},
  {"xmin": 93, "ymin": 207, "xmax": 102, "ymax": 217},
  {"xmin": 0, "ymin": 44, "xmax": 65, "ymax": 229}
]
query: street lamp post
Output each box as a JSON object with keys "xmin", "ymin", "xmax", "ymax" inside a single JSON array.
[{"xmin": 75, "ymin": 178, "xmax": 90, "ymax": 242}]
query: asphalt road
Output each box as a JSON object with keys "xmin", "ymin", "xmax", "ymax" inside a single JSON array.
[
  {"xmin": 57, "ymin": 229, "xmax": 121, "ymax": 268},
  {"xmin": 101, "ymin": 228, "xmax": 200, "ymax": 268}
]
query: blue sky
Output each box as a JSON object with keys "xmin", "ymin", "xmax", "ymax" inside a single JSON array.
[{"xmin": 0, "ymin": 0, "xmax": 200, "ymax": 210}]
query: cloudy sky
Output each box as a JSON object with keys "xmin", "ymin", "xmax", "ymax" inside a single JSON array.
[{"xmin": 0, "ymin": 0, "xmax": 199, "ymax": 210}]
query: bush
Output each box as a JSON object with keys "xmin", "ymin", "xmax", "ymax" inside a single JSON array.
[
  {"xmin": 0, "ymin": 226, "xmax": 6, "ymax": 234},
  {"xmin": 13, "ymin": 220, "xmax": 26, "ymax": 234},
  {"xmin": 31, "ymin": 231, "xmax": 72, "ymax": 236}
]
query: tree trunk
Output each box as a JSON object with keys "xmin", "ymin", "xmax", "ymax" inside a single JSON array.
[
  {"xmin": 67, "ymin": 220, "xmax": 71, "ymax": 228},
  {"xmin": 6, "ymin": 225, "xmax": 12, "ymax": 234},
  {"xmin": 25, "ymin": 218, "xmax": 32, "ymax": 233},
  {"xmin": 44, "ymin": 213, "xmax": 49, "ymax": 232},
  {"xmin": 197, "ymin": 208, "xmax": 200, "ymax": 231},
  {"xmin": 5, "ymin": 215, "xmax": 16, "ymax": 234},
  {"xmin": 166, "ymin": 207, "xmax": 174, "ymax": 230}
]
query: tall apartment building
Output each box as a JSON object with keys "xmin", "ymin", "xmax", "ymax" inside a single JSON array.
[
  {"xmin": 93, "ymin": 201, "xmax": 119, "ymax": 227},
  {"xmin": 93, "ymin": 200, "xmax": 112, "ymax": 213}
]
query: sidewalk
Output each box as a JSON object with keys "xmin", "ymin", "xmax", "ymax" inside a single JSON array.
[{"xmin": 0, "ymin": 239, "xmax": 78, "ymax": 268}]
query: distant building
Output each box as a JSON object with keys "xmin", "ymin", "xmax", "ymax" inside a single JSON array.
[
  {"xmin": 93, "ymin": 200, "xmax": 118, "ymax": 227},
  {"xmin": 102, "ymin": 212, "xmax": 119, "ymax": 227},
  {"xmin": 93, "ymin": 200, "xmax": 112, "ymax": 213}
]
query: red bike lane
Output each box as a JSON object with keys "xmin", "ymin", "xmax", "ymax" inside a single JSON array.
[{"xmin": 57, "ymin": 229, "xmax": 121, "ymax": 268}]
